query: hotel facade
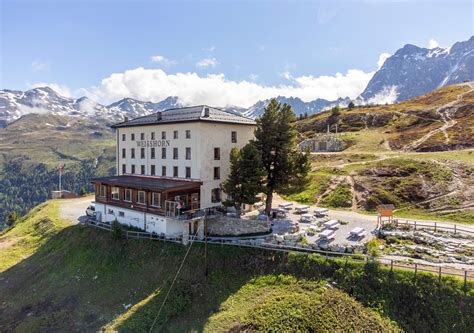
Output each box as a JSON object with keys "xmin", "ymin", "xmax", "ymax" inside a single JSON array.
[{"xmin": 91, "ymin": 106, "xmax": 256, "ymax": 236}]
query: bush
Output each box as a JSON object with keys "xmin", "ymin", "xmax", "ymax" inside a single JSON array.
[
  {"xmin": 111, "ymin": 219, "xmax": 124, "ymax": 240},
  {"xmin": 365, "ymin": 238, "xmax": 382, "ymax": 257},
  {"xmin": 321, "ymin": 183, "xmax": 352, "ymax": 208}
]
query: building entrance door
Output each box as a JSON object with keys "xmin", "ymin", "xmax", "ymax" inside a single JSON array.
[
  {"xmin": 165, "ymin": 200, "xmax": 178, "ymax": 217},
  {"xmin": 190, "ymin": 193, "xmax": 199, "ymax": 210}
]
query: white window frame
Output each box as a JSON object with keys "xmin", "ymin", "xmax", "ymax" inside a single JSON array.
[
  {"xmin": 151, "ymin": 192, "xmax": 161, "ymax": 208},
  {"xmin": 137, "ymin": 191, "xmax": 146, "ymax": 205},
  {"xmin": 124, "ymin": 189, "xmax": 132, "ymax": 202},
  {"xmin": 111, "ymin": 187, "xmax": 120, "ymax": 200}
]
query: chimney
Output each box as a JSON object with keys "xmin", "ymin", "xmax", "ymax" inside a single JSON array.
[
  {"xmin": 124, "ymin": 115, "xmax": 128, "ymax": 122},
  {"xmin": 204, "ymin": 107, "xmax": 210, "ymax": 117},
  {"xmin": 157, "ymin": 111, "xmax": 162, "ymax": 120}
]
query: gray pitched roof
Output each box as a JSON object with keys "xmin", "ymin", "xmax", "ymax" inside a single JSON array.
[{"xmin": 111, "ymin": 105, "xmax": 256, "ymax": 128}]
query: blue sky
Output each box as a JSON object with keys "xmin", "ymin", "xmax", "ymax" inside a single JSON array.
[{"xmin": 1, "ymin": 0, "xmax": 473, "ymax": 107}]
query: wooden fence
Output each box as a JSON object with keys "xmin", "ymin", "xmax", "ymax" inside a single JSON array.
[
  {"xmin": 395, "ymin": 219, "xmax": 474, "ymax": 235},
  {"xmin": 83, "ymin": 220, "xmax": 474, "ymax": 286}
]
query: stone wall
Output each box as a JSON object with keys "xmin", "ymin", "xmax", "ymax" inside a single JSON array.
[
  {"xmin": 299, "ymin": 134, "xmax": 345, "ymax": 152},
  {"xmin": 208, "ymin": 216, "xmax": 270, "ymax": 236}
]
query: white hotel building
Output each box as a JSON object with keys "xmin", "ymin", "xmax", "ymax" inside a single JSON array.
[{"xmin": 92, "ymin": 105, "xmax": 256, "ymax": 236}]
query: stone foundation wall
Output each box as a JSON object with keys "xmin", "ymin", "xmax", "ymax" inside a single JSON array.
[{"xmin": 208, "ymin": 216, "xmax": 270, "ymax": 236}]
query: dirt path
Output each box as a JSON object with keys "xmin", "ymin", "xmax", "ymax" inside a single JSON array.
[
  {"xmin": 58, "ymin": 196, "xmax": 94, "ymax": 224},
  {"xmin": 403, "ymin": 82, "xmax": 474, "ymax": 151}
]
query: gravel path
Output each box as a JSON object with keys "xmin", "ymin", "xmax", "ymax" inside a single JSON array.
[{"xmin": 58, "ymin": 196, "xmax": 93, "ymax": 224}]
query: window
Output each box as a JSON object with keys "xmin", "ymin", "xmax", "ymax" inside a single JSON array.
[
  {"xmin": 162, "ymin": 166, "xmax": 166, "ymax": 177},
  {"xmin": 151, "ymin": 165, "xmax": 156, "ymax": 175},
  {"xmin": 140, "ymin": 148, "xmax": 145, "ymax": 159},
  {"xmin": 119, "ymin": 211, "xmax": 125, "ymax": 217},
  {"xmin": 131, "ymin": 164, "xmax": 136, "ymax": 174},
  {"xmin": 185, "ymin": 167, "xmax": 191, "ymax": 178},
  {"xmin": 137, "ymin": 191, "xmax": 146, "ymax": 204},
  {"xmin": 131, "ymin": 148, "xmax": 135, "ymax": 159},
  {"xmin": 151, "ymin": 147, "xmax": 155, "ymax": 159},
  {"xmin": 211, "ymin": 188, "xmax": 221, "ymax": 203},
  {"xmin": 141, "ymin": 165, "xmax": 145, "ymax": 175},
  {"xmin": 214, "ymin": 147, "xmax": 220, "ymax": 160},
  {"xmin": 173, "ymin": 147, "xmax": 178, "ymax": 159},
  {"xmin": 214, "ymin": 167, "xmax": 220, "ymax": 180},
  {"xmin": 99, "ymin": 185, "xmax": 106, "ymax": 197},
  {"xmin": 186, "ymin": 130, "xmax": 191, "ymax": 139},
  {"xmin": 162, "ymin": 147, "xmax": 166, "ymax": 159},
  {"xmin": 151, "ymin": 192, "xmax": 161, "ymax": 207},
  {"xmin": 122, "ymin": 164, "xmax": 126, "ymax": 174},
  {"xmin": 161, "ymin": 131, "xmax": 166, "ymax": 140},
  {"xmin": 151, "ymin": 132, "xmax": 155, "ymax": 140},
  {"xmin": 108, "ymin": 209, "xmax": 114, "ymax": 215},
  {"xmin": 173, "ymin": 130, "xmax": 178, "ymax": 139},
  {"xmin": 124, "ymin": 189, "xmax": 132, "ymax": 202},
  {"xmin": 131, "ymin": 133, "xmax": 135, "ymax": 141},
  {"xmin": 122, "ymin": 133, "xmax": 126, "ymax": 141},
  {"xmin": 231, "ymin": 131, "xmax": 237, "ymax": 143},
  {"xmin": 185, "ymin": 147, "xmax": 191, "ymax": 160},
  {"xmin": 173, "ymin": 166, "xmax": 178, "ymax": 177},
  {"xmin": 122, "ymin": 148, "xmax": 126, "ymax": 158},
  {"xmin": 111, "ymin": 187, "xmax": 119, "ymax": 200},
  {"xmin": 140, "ymin": 133, "xmax": 145, "ymax": 140}
]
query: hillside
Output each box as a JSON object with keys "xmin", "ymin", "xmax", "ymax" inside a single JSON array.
[
  {"xmin": 0, "ymin": 200, "xmax": 473, "ymax": 332},
  {"xmin": 0, "ymin": 113, "xmax": 115, "ymax": 226}
]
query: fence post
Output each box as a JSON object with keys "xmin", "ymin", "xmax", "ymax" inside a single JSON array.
[
  {"xmin": 454, "ymin": 224, "xmax": 457, "ymax": 234},
  {"xmin": 414, "ymin": 220, "xmax": 417, "ymax": 231},
  {"xmin": 434, "ymin": 222, "xmax": 437, "ymax": 232}
]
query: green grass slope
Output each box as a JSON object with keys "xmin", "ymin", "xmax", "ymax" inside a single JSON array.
[{"xmin": 0, "ymin": 201, "xmax": 473, "ymax": 332}]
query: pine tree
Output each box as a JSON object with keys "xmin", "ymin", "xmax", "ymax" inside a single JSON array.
[
  {"xmin": 221, "ymin": 143, "xmax": 265, "ymax": 215},
  {"xmin": 254, "ymin": 99, "xmax": 311, "ymax": 215},
  {"xmin": 348, "ymin": 101, "xmax": 355, "ymax": 109}
]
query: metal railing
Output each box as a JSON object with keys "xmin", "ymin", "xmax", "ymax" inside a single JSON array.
[
  {"xmin": 83, "ymin": 220, "xmax": 474, "ymax": 285},
  {"xmin": 394, "ymin": 219, "xmax": 474, "ymax": 235}
]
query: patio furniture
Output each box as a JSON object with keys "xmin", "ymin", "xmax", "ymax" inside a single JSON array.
[
  {"xmin": 278, "ymin": 202, "xmax": 294, "ymax": 210},
  {"xmin": 319, "ymin": 229, "xmax": 335, "ymax": 239},
  {"xmin": 307, "ymin": 225, "xmax": 320, "ymax": 235},
  {"xmin": 314, "ymin": 208, "xmax": 329, "ymax": 217},
  {"xmin": 323, "ymin": 220, "xmax": 340, "ymax": 229},
  {"xmin": 299, "ymin": 213, "xmax": 314, "ymax": 223},
  {"xmin": 349, "ymin": 227, "xmax": 367, "ymax": 238},
  {"xmin": 295, "ymin": 205, "xmax": 310, "ymax": 214},
  {"xmin": 271, "ymin": 208, "xmax": 287, "ymax": 219}
]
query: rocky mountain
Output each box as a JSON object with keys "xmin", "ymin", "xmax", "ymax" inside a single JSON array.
[
  {"xmin": 361, "ymin": 36, "xmax": 474, "ymax": 102},
  {"xmin": 243, "ymin": 96, "xmax": 351, "ymax": 119},
  {"xmin": 0, "ymin": 88, "xmax": 182, "ymax": 127}
]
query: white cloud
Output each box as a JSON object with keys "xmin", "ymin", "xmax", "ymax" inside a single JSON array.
[
  {"xmin": 202, "ymin": 46, "xmax": 216, "ymax": 52},
  {"xmin": 89, "ymin": 66, "xmax": 374, "ymax": 108},
  {"xmin": 377, "ymin": 53, "xmax": 391, "ymax": 69},
  {"xmin": 248, "ymin": 73, "xmax": 259, "ymax": 81},
  {"xmin": 30, "ymin": 82, "xmax": 72, "ymax": 97},
  {"xmin": 150, "ymin": 55, "xmax": 176, "ymax": 66},
  {"xmin": 196, "ymin": 57, "xmax": 218, "ymax": 68},
  {"xmin": 31, "ymin": 60, "xmax": 49, "ymax": 72},
  {"xmin": 367, "ymin": 85, "xmax": 398, "ymax": 105},
  {"xmin": 429, "ymin": 38, "xmax": 439, "ymax": 49}
]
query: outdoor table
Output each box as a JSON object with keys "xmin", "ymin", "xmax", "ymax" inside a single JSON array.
[
  {"xmin": 278, "ymin": 202, "xmax": 294, "ymax": 210},
  {"xmin": 314, "ymin": 208, "xmax": 329, "ymax": 216},
  {"xmin": 350, "ymin": 227, "xmax": 366, "ymax": 237},
  {"xmin": 299, "ymin": 213, "xmax": 313, "ymax": 223},
  {"xmin": 323, "ymin": 220, "xmax": 340, "ymax": 229},
  {"xmin": 319, "ymin": 229, "xmax": 335, "ymax": 239},
  {"xmin": 295, "ymin": 205, "xmax": 310, "ymax": 214}
]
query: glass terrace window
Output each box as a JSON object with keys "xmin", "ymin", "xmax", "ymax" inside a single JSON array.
[
  {"xmin": 161, "ymin": 131, "xmax": 166, "ymax": 140},
  {"xmin": 151, "ymin": 132, "xmax": 155, "ymax": 140},
  {"xmin": 162, "ymin": 166, "xmax": 166, "ymax": 176},
  {"xmin": 99, "ymin": 185, "xmax": 106, "ymax": 197},
  {"xmin": 214, "ymin": 147, "xmax": 220, "ymax": 160},
  {"xmin": 185, "ymin": 167, "xmax": 191, "ymax": 178},
  {"xmin": 141, "ymin": 165, "xmax": 145, "ymax": 174},
  {"xmin": 137, "ymin": 191, "xmax": 146, "ymax": 204},
  {"xmin": 111, "ymin": 187, "xmax": 120, "ymax": 200},
  {"xmin": 173, "ymin": 130, "xmax": 178, "ymax": 139},
  {"xmin": 214, "ymin": 167, "xmax": 220, "ymax": 180},
  {"xmin": 122, "ymin": 164, "xmax": 126, "ymax": 174},
  {"xmin": 140, "ymin": 148, "xmax": 145, "ymax": 159},
  {"xmin": 124, "ymin": 189, "xmax": 132, "ymax": 202},
  {"xmin": 162, "ymin": 147, "xmax": 166, "ymax": 159},
  {"xmin": 122, "ymin": 133, "xmax": 126, "ymax": 141},
  {"xmin": 185, "ymin": 130, "xmax": 191, "ymax": 139},
  {"xmin": 151, "ymin": 192, "xmax": 161, "ymax": 207},
  {"xmin": 231, "ymin": 131, "xmax": 237, "ymax": 143},
  {"xmin": 151, "ymin": 165, "xmax": 155, "ymax": 175},
  {"xmin": 140, "ymin": 133, "xmax": 145, "ymax": 140},
  {"xmin": 131, "ymin": 133, "xmax": 135, "ymax": 141},
  {"xmin": 151, "ymin": 147, "xmax": 155, "ymax": 159},
  {"xmin": 173, "ymin": 166, "xmax": 178, "ymax": 177},
  {"xmin": 131, "ymin": 164, "xmax": 136, "ymax": 174},
  {"xmin": 131, "ymin": 148, "xmax": 135, "ymax": 159},
  {"xmin": 185, "ymin": 147, "xmax": 191, "ymax": 160},
  {"xmin": 122, "ymin": 148, "xmax": 126, "ymax": 158},
  {"xmin": 173, "ymin": 147, "xmax": 178, "ymax": 159}
]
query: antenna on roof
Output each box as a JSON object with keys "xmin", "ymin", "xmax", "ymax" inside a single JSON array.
[
  {"xmin": 157, "ymin": 111, "xmax": 162, "ymax": 120},
  {"xmin": 124, "ymin": 115, "xmax": 128, "ymax": 122}
]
